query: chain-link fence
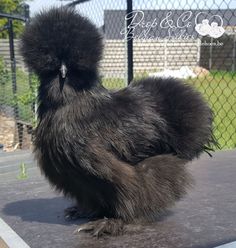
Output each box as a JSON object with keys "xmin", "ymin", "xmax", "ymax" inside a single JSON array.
[
  {"xmin": 78, "ymin": 0, "xmax": 236, "ymax": 150},
  {"xmin": 0, "ymin": 7, "xmax": 34, "ymax": 151},
  {"xmin": 0, "ymin": 0, "xmax": 235, "ymax": 151}
]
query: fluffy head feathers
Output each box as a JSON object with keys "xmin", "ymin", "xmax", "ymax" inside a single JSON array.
[{"xmin": 20, "ymin": 7, "xmax": 103, "ymax": 77}]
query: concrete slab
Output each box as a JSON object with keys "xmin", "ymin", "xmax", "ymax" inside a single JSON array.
[
  {"xmin": 215, "ymin": 241, "xmax": 236, "ymax": 248},
  {"xmin": 0, "ymin": 218, "xmax": 30, "ymax": 248},
  {"xmin": 0, "ymin": 149, "xmax": 236, "ymax": 248}
]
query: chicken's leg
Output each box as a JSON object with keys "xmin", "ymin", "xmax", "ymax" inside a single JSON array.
[
  {"xmin": 77, "ymin": 218, "xmax": 124, "ymax": 237},
  {"xmin": 64, "ymin": 205, "xmax": 99, "ymax": 220}
]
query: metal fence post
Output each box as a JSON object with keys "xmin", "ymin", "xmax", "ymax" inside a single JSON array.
[
  {"xmin": 232, "ymin": 33, "xmax": 236, "ymax": 72},
  {"xmin": 24, "ymin": 4, "xmax": 30, "ymax": 24},
  {"xmin": 126, "ymin": 0, "xmax": 133, "ymax": 85},
  {"xmin": 209, "ymin": 37, "xmax": 213, "ymax": 70},
  {"xmin": 8, "ymin": 19, "xmax": 19, "ymax": 121}
]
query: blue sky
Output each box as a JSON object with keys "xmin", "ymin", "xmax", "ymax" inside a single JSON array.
[{"xmin": 27, "ymin": 0, "xmax": 236, "ymax": 26}]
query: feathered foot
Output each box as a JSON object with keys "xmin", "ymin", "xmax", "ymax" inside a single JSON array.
[
  {"xmin": 76, "ymin": 218, "xmax": 124, "ymax": 237},
  {"xmin": 64, "ymin": 206, "xmax": 97, "ymax": 220}
]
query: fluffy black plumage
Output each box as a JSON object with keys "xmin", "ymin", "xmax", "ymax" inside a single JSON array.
[{"xmin": 20, "ymin": 7, "xmax": 215, "ymax": 237}]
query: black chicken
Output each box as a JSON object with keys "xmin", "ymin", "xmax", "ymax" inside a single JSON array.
[{"xmin": 20, "ymin": 7, "xmax": 215, "ymax": 237}]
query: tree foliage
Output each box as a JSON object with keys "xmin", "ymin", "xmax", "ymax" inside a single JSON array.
[{"xmin": 0, "ymin": 0, "xmax": 29, "ymax": 38}]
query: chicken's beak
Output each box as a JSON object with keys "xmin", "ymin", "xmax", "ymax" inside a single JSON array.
[{"xmin": 60, "ymin": 62, "xmax": 67, "ymax": 78}]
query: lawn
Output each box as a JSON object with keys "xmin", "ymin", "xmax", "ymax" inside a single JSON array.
[
  {"xmin": 189, "ymin": 71, "xmax": 236, "ymax": 150},
  {"xmin": 0, "ymin": 70, "xmax": 235, "ymax": 150},
  {"xmin": 0, "ymin": 69, "xmax": 34, "ymax": 123}
]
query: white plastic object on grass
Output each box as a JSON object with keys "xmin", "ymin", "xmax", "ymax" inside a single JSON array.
[{"xmin": 149, "ymin": 66, "xmax": 197, "ymax": 80}]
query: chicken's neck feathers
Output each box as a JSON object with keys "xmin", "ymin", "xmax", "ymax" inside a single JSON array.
[{"xmin": 37, "ymin": 75, "xmax": 111, "ymax": 120}]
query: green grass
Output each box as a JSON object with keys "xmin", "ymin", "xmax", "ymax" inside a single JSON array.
[
  {"xmin": 102, "ymin": 77, "xmax": 126, "ymax": 89},
  {"xmin": 188, "ymin": 71, "xmax": 236, "ymax": 150},
  {"xmin": 102, "ymin": 71, "xmax": 236, "ymax": 150},
  {"xmin": 0, "ymin": 69, "xmax": 35, "ymax": 123},
  {"xmin": 0, "ymin": 70, "xmax": 235, "ymax": 150}
]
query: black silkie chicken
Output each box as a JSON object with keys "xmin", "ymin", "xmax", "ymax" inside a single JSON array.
[{"xmin": 20, "ymin": 7, "xmax": 215, "ymax": 236}]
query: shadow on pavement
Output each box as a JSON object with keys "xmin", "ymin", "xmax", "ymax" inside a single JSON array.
[{"xmin": 2, "ymin": 197, "xmax": 86, "ymax": 225}]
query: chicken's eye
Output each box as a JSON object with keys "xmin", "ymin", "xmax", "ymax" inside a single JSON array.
[{"xmin": 38, "ymin": 46, "xmax": 49, "ymax": 53}]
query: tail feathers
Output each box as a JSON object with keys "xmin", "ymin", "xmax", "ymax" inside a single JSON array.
[
  {"xmin": 116, "ymin": 154, "xmax": 193, "ymax": 222},
  {"xmin": 130, "ymin": 77, "xmax": 215, "ymax": 160}
]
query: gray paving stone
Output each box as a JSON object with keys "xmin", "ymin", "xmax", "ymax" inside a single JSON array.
[{"xmin": 0, "ymin": 149, "xmax": 236, "ymax": 248}]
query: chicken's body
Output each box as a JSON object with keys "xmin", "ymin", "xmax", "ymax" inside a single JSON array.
[{"xmin": 21, "ymin": 7, "xmax": 214, "ymax": 236}]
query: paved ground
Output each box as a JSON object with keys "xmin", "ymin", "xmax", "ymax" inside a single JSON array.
[{"xmin": 0, "ymin": 149, "xmax": 236, "ymax": 248}]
